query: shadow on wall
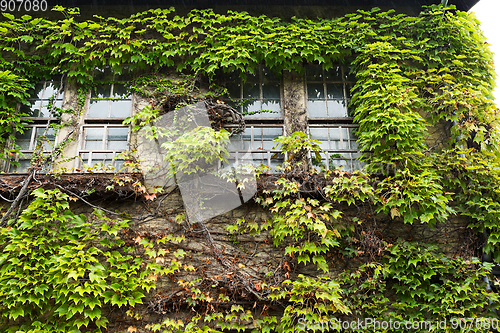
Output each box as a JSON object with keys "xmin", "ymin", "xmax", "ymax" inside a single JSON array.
[{"xmin": 137, "ymin": 102, "xmax": 257, "ymax": 222}]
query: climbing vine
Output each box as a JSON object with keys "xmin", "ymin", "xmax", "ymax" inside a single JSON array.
[{"xmin": 0, "ymin": 3, "xmax": 499, "ymax": 333}]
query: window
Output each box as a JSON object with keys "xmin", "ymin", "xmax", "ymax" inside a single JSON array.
[
  {"xmin": 306, "ymin": 65, "xmax": 361, "ymax": 172},
  {"xmin": 309, "ymin": 125, "xmax": 362, "ymax": 171},
  {"xmin": 20, "ymin": 78, "xmax": 64, "ymax": 118},
  {"xmin": 79, "ymin": 125, "xmax": 129, "ymax": 170},
  {"xmin": 221, "ymin": 66, "xmax": 284, "ymax": 170},
  {"xmin": 76, "ymin": 67, "xmax": 133, "ymax": 170},
  {"xmin": 226, "ymin": 125, "xmax": 285, "ymax": 170},
  {"xmin": 8, "ymin": 78, "xmax": 63, "ymax": 172},
  {"xmin": 306, "ymin": 65, "xmax": 354, "ymax": 119},
  {"xmin": 9, "ymin": 126, "xmax": 56, "ymax": 172}
]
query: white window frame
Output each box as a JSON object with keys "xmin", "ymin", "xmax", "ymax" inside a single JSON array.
[{"xmin": 76, "ymin": 124, "xmax": 130, "ymax": 170}]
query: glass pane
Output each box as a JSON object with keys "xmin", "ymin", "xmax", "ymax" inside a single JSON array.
[
  {"xmin": 252, "ymin": 153, "xmax": 265, "ymax": 160},
  {"xmin": 112, "ymin": 83, "xmax": 131, "ymax": 98},
  {"xmin": 115, "ymin": 160, "xmax": 125, "ymax": 170},
  {"xmin": 307, "ymin": 100, "xmax": 327, "ymax": 117},
  {"xmin": 243, "ymin": 83, "xmax": 260, "ymax": 99},
  {"xmin": 43, "ymin": 81, "xmax": 64, "ymax": 98},
  {"xmin": 85, "ymin": 127, "xmax": 104, "ymax": 141},
  {"xmin": 18, "ymin": 140, "xmax": 31, "ymax": 150},
  {"xmin": 17, "ymin": 128, "xmax": 33, "ymax": 141},
  {"xmin": 262, "ymin": 83, "xmax": 280, "ymax": 99},
  {"xmin": 261, "ymin": 100, "xmax": 281, "ymax": 117},
  {"xmin": 263, "ymin": 140, "xmax": 276, "ymax": 150},
  {"xmin": 117, "ymin": 67, "xmax": 133, "ymax": 81},
  {"xmin": 108, "ymin": 127, "xmax": 129, "ymax": 140},
  {"xmin": 326, "ymin": 83, "xmax": 344, "ymax": 99},
  {"xmin": 33, "ymin": 83, "xmax": 44, "ymax": 99},
  {"xmin": 262, "ymin": 127, "xmax": 282, "ymax": 140},
  {"xmin": 245, "ymin": 70, "xmax": 259, "ymax": 82},
  {"xmin": 38, "ymin": 105, "xmax": 50, "ymax": 118},
  {"xmin": 20, "ymin": 102, "xmax": 38, "ymax": 117},
  {"xmin": 324, "ymin": 66, "xmax": 342, "ymax": 81},
  {"xmin": 349, "ymin": 128, "xmax": 358, "ymax": 140},
  {"xmin": 226, "ymin": 83, "xmax": 241, "ymax": 99},
  {"xmin": 228, "ymin": 138, "xmax": 243, "ymax": 151},
  {"xmin": 36, "ymin": 127, "xmax": 55, "ymax": 143},
  {"xmin": 107, "ymin": 140, "xmax": 128, "ymax": 150},
  {"xmin": 327, "ymin": 100, "xmax": 347, "ymax": 117},
  {"xmin": 329, "ymin": 127, "xmax": 341, "ymax": 140},
  {"xmin": 345, "ymin": 67, "xmax": 356, "ymax": 81},
  {"xmin": 242, "ymin": 128, "xmax": 252, "ymax": 141},
  {"xmin": 109, "ymin": 100, "xmax": 132, "ymax": 118},
  {"xmin": 242, "ymin": 100, "xmax": 261, "ymax": 118},
  {"xmin": 261, "ymin": 66, "xmax": 279, "ymax": 81},
  {"xmin": 93, "ymin": 66, "xmax": 114, "ymax": 82},
  {"xmin": 222, "ymin": 70, "xmax": 240, "ymax": 82},
  {"xmin": 310, "ymin": 128, "xmax": 328, "ymax": 141},
  {"xmin": 14, "ymin": 159, "xmax": 31, "ymax": 172},
  {"xmin": 88, "ymin": 100, "xmax": 110, "ymax": 117},
  {"xmin": 305, "ymin": 66, "xmax": 323, "ymax": 81},
  {"xmin": 310, "ymin": 128, "xmax": 329, "ymax": 150},
  {"xmin": 92, "ymin": 85, "xmax": 112, "ymax": 98},
  {"xmin": 307, "ymin": 83, "xmax": 324, "ymax": 99},
  {"xmin": 346, "ymin": 83, "xmax": 354, "ymax": 98},
  {"xmin": 330, "ymin": 140, "xmax": 343, "ymax": 150},
  {"xmin": 85, "ymin": 140, "xmax": 104, "ymax": 150}
]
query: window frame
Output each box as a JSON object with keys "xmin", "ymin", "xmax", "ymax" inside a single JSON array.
[
  {"xmin": 305, "ymin": 64, "xmax": 362, "ymax": 172},
  {"xmin": 76, "ymin": 67, "xmax": 134, "ymax": 170},
  {"xmin": 220, "ymin": 65, "xmax": 286, "ymax": 170}
]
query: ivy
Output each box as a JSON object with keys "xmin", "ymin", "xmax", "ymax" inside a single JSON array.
[
  {"xmin": 0, "ymin": 189, "xmax": 173, "ymax": 332},
  {"xmin": 0, "ymin": 3, "xmax": 499, "ymax": 332}
]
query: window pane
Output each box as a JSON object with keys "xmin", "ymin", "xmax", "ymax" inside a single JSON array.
[
  {"xmin": 262, "ymin": 127, "xmax": 282, "ymax": 139},
  {"xmin": 33, "ymin": 83, "xmax": 44, "ymax": 99},
  {"xmin": 324, "ymin": 66, "xmax": 342, "ymax": 81},
  {"xmin": 85, "ymin": 140, "xmax": 104, "ymax": 150},
  {"xmin": 115, "ymin": 160, "xmax": 125, "ymax": 170},
  {"xmin": 85, "ymin": 127, "xmax": 104, "ymax": 141},
  {"xmin": 310, "ymin": 128, "xmax": 329, "ymax": 150},
  {"xmin": 310, "ymin": 128, "xmax": 328, "ymax": 141},
  {"xmin": 307, "ymin": 83, "xmax": 324, "ymax": 99},
  {"xmin": 20, "ymin": 102, "xmax": 38, "ymax": 117},
  {"xmin": 327, "ymin": 100, "xmax": 347, "ymax": 117},
  {"xmin": 326, "ymin": 83, "xmax": 344, "ymax": 99},
  {"xmin": 17, "ymin": 128, "xmax": 33, "ymax": 141},
  {"xmin": 261, "ymin": 100, "xmax": 281, "ymax": 117},
  {"xmin": 346, "ymin": 83, "xmax": 354, "ymax": 98},
  {"xmin": 243, "ymin": 83, "xmax": 260, "ymax": 99},
  {"xmin": 92, "ymin": 85, "xmax": 112, "ymax": 98},
  {"xmin": 43, "ymin": 81, "xmax": 64, "ymax": 99},
  {"xmin": 242, "ymin": 100, "xmax": 261, "ymax": 117},
  {"xmin": 226, "ymin": 83, "xmax": 241, "ymax": 99},
  {"xmin": 307, "ymin": 100, "xmax": 327, "ymax": 117},
  {"xmin": 18, "ymin": 141, "xmax": 31, "ymax": 150},
  {"xmin": 36, "ymin": 127, "xmax": 55, "ymax": 146},
  {"xmin": 242, "ymin": 128, "xmax": 252, "ymax": 141},
  {"xmin": 305, "ymin": 66, "xmax": 323, "ymax": 81},
  {"xmin": 107, "ymin": 140, "xmax": 128, "ymax": 150},
  {"xmin": 109, "ymin": 100, "xmax": 132, "ymax": 118},
  {"xmin": 93, "ymin": 66, "xmax": 114, "ymax": 82},
  {"xmin": 14, "ymin": 158, "xmax": 31, "ymax": 172},
  {"xmin": 112, "ymin": 83, "xmax": 131, "ymax": 98},
  {"xmin": 262, "ymin": 83, "xmax": 280, "ymax": 99},
  {"xmin": 38, "ymin": 105, "xmax": 50, "ymax": 118},
  {"xmin": 345, "ymin": 67, "xmax": 356, "ymax": 81},
  {"xmin": 108, "ymin": 127, "xmax": 129, "ymax": 140},
  {"xmin": 261, "ymin": 66, "xmax": 279, "ymax": 82},
  {"xmin": 88, "ymin": 100, "xmax": 110, "ymax": 117}
]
